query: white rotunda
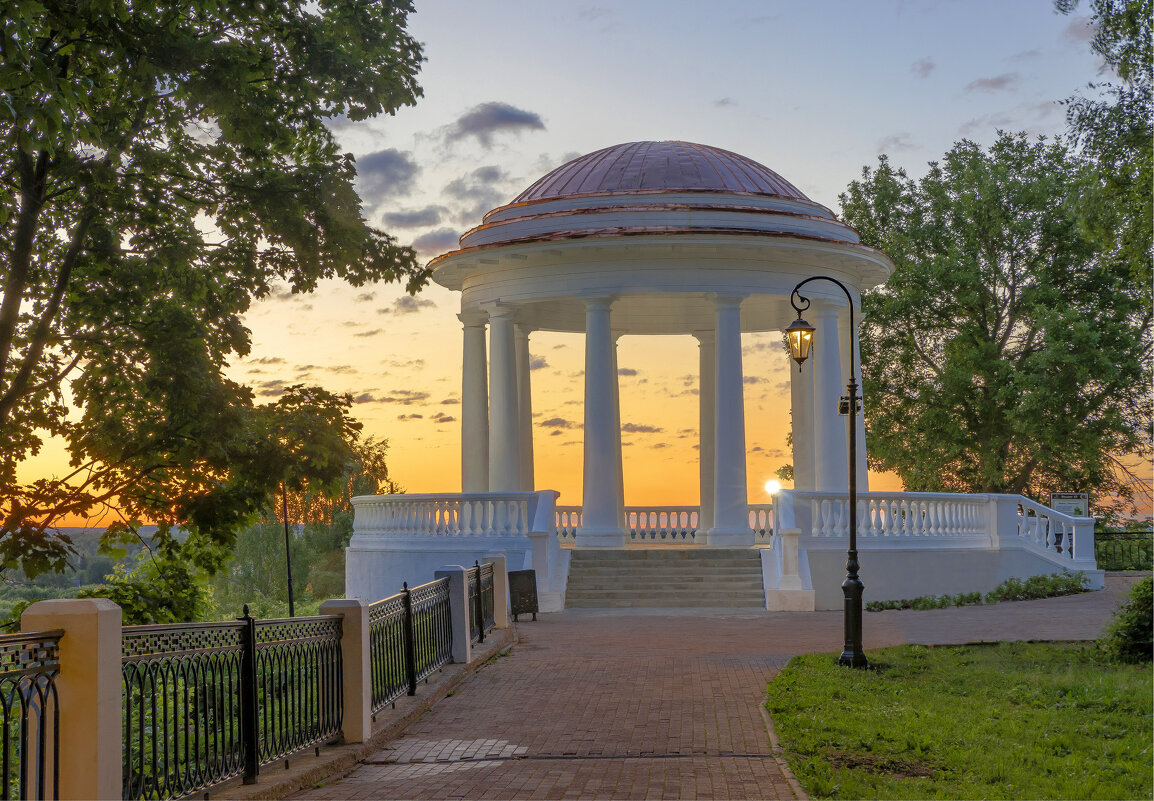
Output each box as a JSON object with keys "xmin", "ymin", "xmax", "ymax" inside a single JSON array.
[{"xmin": 346, "ymin": 141, "xmax": 1100, "ymax": 611}]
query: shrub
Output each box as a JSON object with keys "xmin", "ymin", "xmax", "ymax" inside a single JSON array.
[{"xmin": 1099, "ymin": 576, "xmax": 1153, "ymax": 664}]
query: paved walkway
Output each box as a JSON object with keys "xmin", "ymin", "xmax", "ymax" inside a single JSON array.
[{"xmin": 296, "ymin": 575, "xmax": 1140, "ymax": 801}]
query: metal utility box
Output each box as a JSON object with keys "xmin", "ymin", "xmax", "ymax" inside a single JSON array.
[{"xmin": 508, "ymin": 569, "xmax": 539, "ymax": 621}]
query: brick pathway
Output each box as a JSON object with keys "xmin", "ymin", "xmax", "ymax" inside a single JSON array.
[{"xmin": 296, "ymin": 575, "xmax": 1139, "ymax": 801}]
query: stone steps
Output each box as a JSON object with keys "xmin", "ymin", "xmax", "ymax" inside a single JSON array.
[{"xmin": 564, "ymin": 549, "xmax": 765, "ymax": 609}]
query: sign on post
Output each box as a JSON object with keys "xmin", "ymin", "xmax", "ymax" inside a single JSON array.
[{"xmin": 1050, "ymin": 492, "xmax": 1089, "ymax": 517}]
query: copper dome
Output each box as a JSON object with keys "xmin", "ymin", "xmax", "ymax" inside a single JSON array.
[{"xmin": 512, "ymin": 141, "xmax": 810, "ymax": 204}]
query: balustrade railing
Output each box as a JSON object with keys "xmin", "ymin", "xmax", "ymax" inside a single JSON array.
[
  {"xmin": 555, "ymin": 504, "xmax": 775, "ymax": 544},
  {"xmin": 806, "ymin": 492, "xmax": 989, "ymax": 539},
  {"xmin": 0, "ymin": 629, "xmax": 61, "ymax": 801},
  {"xmin": 352, "ymin": 493, "xmax": 532, "ymax": 537},
  {"xmin": 367, "ymin": 577, "xmax": 454, "ymax": 714},
  {"xmin": 121, "ymin": 611, "xmax": 342, "ymax": 800},
  {"xmin": 1014, "ymin": 496, "xmax": 1082, "ymax": 561}
]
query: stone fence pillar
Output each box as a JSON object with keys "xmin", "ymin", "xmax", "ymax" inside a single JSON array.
[
  {"xmin": 320, "ymin": 598, "xmax": 371, "ymax": 744},
  {"xmin": 22, "ymin": 598, "xmax": 122, "ymax": 801}
]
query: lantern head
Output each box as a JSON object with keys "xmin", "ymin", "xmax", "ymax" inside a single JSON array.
[{"xmin": 785, "ymin": 316, "xmax": 815, "ymax": 370}]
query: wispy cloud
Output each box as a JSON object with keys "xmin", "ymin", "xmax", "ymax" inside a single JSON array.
[
  {"xmin": 621, "ymin": 422, "xmax": 662, "ymax": 434},
  {"xmin": 1061, "ymin": 15, "xmax": 1094, "ymax": 44},
  {"xmin": 445, "ymin": 102, "xmax": 546, "ymax": 148},
  {"xmin": 444, "ymin": 166, "xmax": 513, "ymax": 222},
  {"xmin": 540, "ymin": 417, "xmax": 580, "ymax": 429},
  {"xmin": 379, "ymin": 296, "xmax": 436, "ymax": 315},
  {"xmin": 356, "ymin": 148, "xmax": 419, "ymax": 205},
  {"xmin": 383, "ymin": 206, "xmax": 447, "ymax": 229},
  {"xmin": 910, "ymin": 57, "xmax": 934, "ymax": 78},
  {"xmin": 964, "ymin": 73, "xmax": 1020, "ymax": 93},
  {"xmin": 876, "ymin": 132, "xmax": 916, "ymax": 154},
  {"xmin": 617, "ymin": 367, "xmax": 638, "ymax": 376},
  {"xmin": 411, "ymin": 228, "xmax": 460, "ymax": 255},
  {"xmin": 530, "ymin": 356, "xmax": 548, "ymax": 371}
]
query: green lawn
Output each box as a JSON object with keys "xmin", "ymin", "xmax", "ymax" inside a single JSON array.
[{"xmin": 766, "ymin": 642, "xmax": 1153, "ymax": 800}]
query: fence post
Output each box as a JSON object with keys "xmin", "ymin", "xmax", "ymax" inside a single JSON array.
[
  {"xmin": 473, "ymin": 562, "xmax": 485, "ymax": 644},
  {"xmin": 21, "ymin": 598, "xmax": 121, "ymax": 801},
  {"xmin": 483, "ymin": 553, "xmax": 510, "ymax": 629},
  {"xmin": 320, "ymin": 599, "xmax": 371, "ymax": 743},
  {"xmin": 402, "ymin": 583, "xmax": 418, "ymax": 696},
  {"xmin": 434, "ymin": 566, "xmax": 471, "ymax": 664},
  {"xmin": 1072, "ymin": 517, "xmax": 1097, "ymax": 563},
  {"xmin": 239, "ymin": 604, "xmax": 259, "ymax": 784}
]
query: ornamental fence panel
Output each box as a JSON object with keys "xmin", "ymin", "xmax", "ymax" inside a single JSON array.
[
  {"xmin": 367, "ymin": 578, "xmax": 453, "ymax": 714},
  {"xmin": 467, "ymin": 563, "xmax": 495, "ymax": 645},
  {"xmin": 121, "ymin": 611, "xmax": 342, "ymax": 800},
  {"xmin": 1095, "ymin": 529, "xmax": 1153, "ymax": 571},
  {"xmin": 0, "ymin": 629, "xmax": 61, "ymax": 801}
]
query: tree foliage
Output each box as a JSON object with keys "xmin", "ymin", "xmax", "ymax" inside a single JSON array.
[
  {"xmin": 842, "ymin": 134, "xmax": 1151, "ymax": 513},
  {"xmin": 0, "ymin": 0, "xmax": 429, "ymax": 576},
  {"xmin": 1056, "ymin": 0, "xmax": 1152, "ymax": 287}
]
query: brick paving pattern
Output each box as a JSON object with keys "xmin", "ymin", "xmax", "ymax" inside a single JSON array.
[{"xmin": 296, "ymin": 575, "xmax": 1139, "ymax": 800}]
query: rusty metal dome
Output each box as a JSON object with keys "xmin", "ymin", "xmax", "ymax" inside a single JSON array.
[{"xmin": 511, "ymin": 141, "xmax": 810, "ymax": 204}]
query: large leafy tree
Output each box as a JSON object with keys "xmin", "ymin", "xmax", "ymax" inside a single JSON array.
[
  {"xmin": 1057, "ymin": 0, "xmax": 1152, "ymax": 288},
  {"xmin": 842, "ymin": 134, "xmax": 1151, "ymax": 513},
  {"xmin": 0, "ymin": 0, "xmax": 429, "ymax": 577}
]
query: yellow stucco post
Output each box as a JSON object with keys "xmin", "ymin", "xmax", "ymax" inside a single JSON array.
[
  {"xmin": 319, "ymin": 598, "xmax": 372, "ymax": 743},
  {"xmin": 22, "ymin": 598, "xmax": 122, "ymax": 801}
]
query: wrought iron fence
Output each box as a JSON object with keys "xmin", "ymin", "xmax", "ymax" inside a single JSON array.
[
  {"xmin": 121, "ymin": 621, "xmax": 246, "ymax": 800},
  {"xmin": 1095, "ymin": 529, "xmax": 1153, "ymax": 571},
  {"xmin": 368, "ymin": 578, "xmax": 453, "ymax": 714},
  {"xmin": 121, "ymin": 610, "xmax": 342, "ymax": 800},
  {"xmin": 468, "ymin": 562, "xmax": 495, "ymax": 644},
  {"xmin": 0, "ymin": 629, "xmax": 61, "ymax": 801}
]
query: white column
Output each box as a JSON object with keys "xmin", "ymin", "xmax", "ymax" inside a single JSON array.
[
  {"xmin": 578, "ymin": 297, "xmax": 625, "ymax": 547},
  {"xmin": 611, "ymin": 332, "xmax": 626, "ymax": 530},
  {"xmin": 789, "ymin": 339, "xmax": 816, "ymax": 491},
  {"xmin": 813, "ymin": 301, "xmax": 848, "ymax": 491},
  {"xmin": 515, "ymin": 324, "xmax": 535, "ymax": 491},
  {"xmin": 487, "ymin": 306, "xmax": 520, "ymax": 492},
  {"xmin": 460, "ymin": 311, "xmax": 489, "ymax": 492},
  {"xmin": 708, "ymin": 294, "xmax": 753, "ymax": 547},
  {"xmin": 694, "ymin": 330, "xmax": 716, "ymax": 532}
]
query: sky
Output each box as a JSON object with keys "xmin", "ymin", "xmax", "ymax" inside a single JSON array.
[{"xmin": 22, "ymin": 0, "xmax": 1111, "ymax": 510}]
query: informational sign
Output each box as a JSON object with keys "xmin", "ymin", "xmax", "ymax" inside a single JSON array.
[{"xmin": 1050, "ymin": 492, "xmax": 1089, "ymax": 517}]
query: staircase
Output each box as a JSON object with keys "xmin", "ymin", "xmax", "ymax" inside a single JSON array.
[{"xmin": 564, "ymin": 549, "xmax": 766, "ymax": 608}]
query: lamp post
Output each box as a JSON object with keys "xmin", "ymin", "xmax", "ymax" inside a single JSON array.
[{"xmin": 785, "ymin": 276, "xmax": 868, "ymax": 669}]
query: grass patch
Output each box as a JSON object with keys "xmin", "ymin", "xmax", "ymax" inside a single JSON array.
[
  {"xmin": 766, "ymin": 642, "xmax": 1152, "ymax": 800},
  {"xmin": 866, "ymin": 572, "xmax": 1087, "ymax": 612}
]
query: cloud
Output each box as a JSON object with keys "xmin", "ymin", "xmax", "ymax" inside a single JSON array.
[
  {"xmin": 355, "ymin": 292, "xmax": 376, "ymax": 303},
  {"xmin": 714, "ymin": 97, "xmax": 737, "ymax": 107},
  {"xmin": 411, "ymin": 228, "xmax": 461, "ymax": 255},
  {"xmin": 617, "ymin": 367, "xmax": 638, "ymax": 376},
  {"xmin": 356, "ymin": 148, "xmax": 419, "ymax": 205},
  {"xmin": 445, "ymin": 102, "xmax": 546, "ymax": 148},
  {"xmin": 743, "ymin": 376, "xmax": 768, "ymax": 384},
  {"xmin": 248, "ymin": 356, "xmax": 286, "ymax": 365},
  {"xmin": 431, "ymin": 411, "xmax": 456, "ymax": 424},
  {"xmin": 910, "ymin": 57, "xmax": 934, "ymax": 78},
  {"xmin": 540, "ymin": 417, "xmax": 579, "ymax": 429},
  {"xmin": 353, "ymin": 329, "xmax": 382, "ymax": 337},
  {"xmin": 383, "ymin": 206, "xmax": 447, "ymax": 228},
  {"xmin": 876, "ymin": 133, "xmax": 916, "ymax": 154},
  {"xmin": 379, "ymin": 296, "xmax": 436, "ymax": 315},
  {"xmin": 373, "ymin": 389, "xmax": 431, "ymax": 405},
  {"xmin": 621, "ymin": 422, "xmax": 662, "ymax": 434},
  {"xmin": 441, "ymin": 397, "xmax": 460, "ymax": 405},
  {"xmin": 397, "ymin": 413, "xmax": 423, "ymax": 421},
  {"xmin": 1061, "ymin": 15, "xmax": 1094, "ymax": 44},
  {"xmin": 530, "ymin": 356, "xmax": 548, "ymax": 370},
  {"xmin": 444, "ymin": 166, "xmax": 513, "ymax": 222},
  {"xmin": 964, "ymin": 73, "xmax": 1020, "ymax": 93},
  {"xmin": 255, "ymin": 379, "xmax": 289, "ymax": 396}
]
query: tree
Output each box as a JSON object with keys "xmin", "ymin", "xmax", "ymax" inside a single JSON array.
[
  {"xmin": 0, "ymin": 0, "xmax": 429, "ymax": 577},
  {"xmin": 1057, "ymin": 0, "xmax": 1152, "ymax": 288},
  {"xmin": 841, "ymin": 134, "xmax": 1151, "ymax": 515}
]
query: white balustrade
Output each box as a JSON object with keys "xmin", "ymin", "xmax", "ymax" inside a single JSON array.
[
  {"xmin": 748, "ymin": 504, "xmax": 773, "ymax": 545},
  {"xmin": 555, "ymin": 506, "xmax": 582, "ymax": 543},
  {"xmin": 804, "ymin": 491, "xmax": 989, "ymax": 539},
  {"xmin": 627, "ymin": 506, "xmax": 699, "ymax": 543},
  {"xmin": 1013, "ymin": 496, "xmax": 1083, "ymax": 561},
  {"xmin": 351, "ymin": 493, "xmax": 535, "ymax": 538}
]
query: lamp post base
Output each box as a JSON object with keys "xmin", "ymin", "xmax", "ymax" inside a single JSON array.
[{"xmin": 838, "ymin": 570, "xmax": 868, "ymax": 668}]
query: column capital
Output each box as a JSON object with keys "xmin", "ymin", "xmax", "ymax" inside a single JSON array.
[
  {"xmin": 458, "ymin": 309, "xmax": 489, "ymax": 327},
  {"xmin": 691, "ymin": 328, "xmax": 716, "ymax": 345},
  {"xmin": 482, "ymin": 301, "xmax": 518, "ymax": 321},
  {"xmin": 579, "ymin": 294, "xmax": 615, "ymax": 312},
  {"xmin": 708, "ymin": 292, "xmax": 747, "ymax": 310},
  {"xmin": 515, "ymin": 322, "xmax": 536, "ymax": 339}
]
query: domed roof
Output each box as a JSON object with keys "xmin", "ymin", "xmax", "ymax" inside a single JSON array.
[{"xmin": 512, "ymin": 141, "xmax": 810, "ymax": 204}]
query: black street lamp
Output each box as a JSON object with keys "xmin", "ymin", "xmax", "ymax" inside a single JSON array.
[{"xmin": 786, "ymin": 276, "xmax": 868, "ymax": 669}]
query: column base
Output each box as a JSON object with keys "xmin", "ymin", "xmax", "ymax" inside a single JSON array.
[
  {"xmin": 765, "ymin": 589, "xmax": 815, "ymax": 611},
  {"xmin": 704, "ymin": 529, "xmax": 755, "ymax": 548},
  {"xmin": 575, "ymin": 527, "xmax": 627, "ymax": 548}
]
